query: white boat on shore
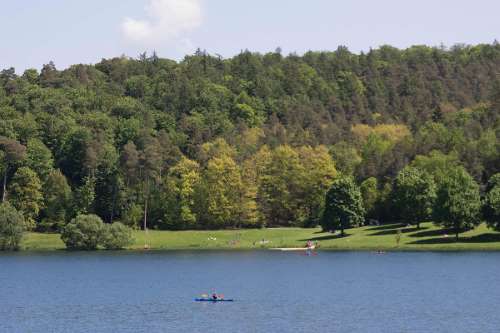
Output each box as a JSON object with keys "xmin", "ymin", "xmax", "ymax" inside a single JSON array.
[{"xmin": 269, "ymin": 246, "xmax": 316, "ymax": 251}]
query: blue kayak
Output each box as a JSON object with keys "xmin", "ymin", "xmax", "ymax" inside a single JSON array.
[{"xmin": 195, "ymin": 298, "xmax": 234, "ymax": 302}]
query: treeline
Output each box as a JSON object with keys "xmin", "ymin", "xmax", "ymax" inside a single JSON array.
[
  {"xmin": 0, "ymin": 43, "xmax": 499, "ymax": 233},
  {"xmin": 321, "ymin": 166, "xmax": 500, "ymax": 240}
]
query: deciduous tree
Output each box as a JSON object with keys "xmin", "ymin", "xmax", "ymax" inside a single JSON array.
[
  {"xmin": 8, "ymin": 167, "xmax": 43, "ymax": 230},
  {"xmin": 393, "ymin": 167, "xmax": 436, "ymax": 228},
  {"xmin": 25, "ymin": 138, "xmax": 54, "ymax": 182},
  {"xmin": 321, "ymin": 177, "xmax": 365, "ymax": 236},
  {"xmin": 433, "ymin": 167, "xmax": 481, "ymax": 240},
  {"xmin": 360, "ymin": 177, "xmax": 379, "ymax": 219},
  {"xmin": 259, "ymin": 145, "xmax": 306, "ymax": 226},
  {"xmin": 484, "ymin": 174, "xmax": 500, "ymax": 231},
  {"xmin": 200, "ymin": 155, "xmax": 243, "ymax": 229},
  {"xmin": 0, "ymin": 137, "xmax": 26, "ymax": 202},
  {"xmin": 42, "ymin": 169, "xmax": 72, "ymax": 230},
  {"xmin": 0, "ymin": 203, "xmax": 25, "ymax": 250},
  {"xmin": 162, "ymin": 157, "xmax": 201, "ymax": 229}
]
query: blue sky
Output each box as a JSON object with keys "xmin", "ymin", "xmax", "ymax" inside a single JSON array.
[{"xmin": 1, "ymin": 0, "xmax": 499, "ymax": 72}]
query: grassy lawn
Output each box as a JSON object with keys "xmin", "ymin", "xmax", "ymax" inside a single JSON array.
[{"xmin": 21, "ymin": 222, "xmax": 500, "ymax": 251}]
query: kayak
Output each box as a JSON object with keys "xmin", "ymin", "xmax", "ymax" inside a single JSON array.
[{"xmin": 195, "ymin": 298, "xmax": 234, "ymax": 302}]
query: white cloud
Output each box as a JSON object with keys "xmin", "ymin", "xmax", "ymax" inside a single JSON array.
[{"xmin": 122, "ymin": 0, "xmax": 202, "ymax": 46}]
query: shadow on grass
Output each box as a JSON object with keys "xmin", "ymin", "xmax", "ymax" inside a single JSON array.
[
  {"xmin": 409, "ymin": 233, "xmax": 500, "ymax": 245},
  {"xmin": 299, "ymin": 233, "xmax": 351, "ymax": 241},
  {"xmin": 465, "ymin": 234, "xmax": 500, "ymax": 243},
  {"xmin": 408, "ymin": 237, "xmax": 457, "ymax": 245},
  {"xmin": 366, "ymin": 223, "xmax": 405, "ymax": 231},
  {"xmin": 369, "ymin": 227, "xmax": 425, "ymax": 236},
  {"xmin": 409, "ymin": 228, "xmax": 455, "ymax": 238}
]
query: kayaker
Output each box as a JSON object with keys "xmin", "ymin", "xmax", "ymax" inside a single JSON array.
[{"xmin": 212, "ymin": 293, "xmax": 218, "ymax": 300}]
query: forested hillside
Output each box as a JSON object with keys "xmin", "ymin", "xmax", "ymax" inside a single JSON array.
[{"xmin": 0, "ymin": 44, "xmax": 499, "ymax": 231}]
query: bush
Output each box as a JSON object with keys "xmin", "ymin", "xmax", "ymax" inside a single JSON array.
[
  {"xmin": 61, "ymin": 214, "xmax": 134, "ymax": 250},
  {"xmin": 0, "ymin": 203, "xmax": 25, "ymax": 251},
  {"xmin": 61, "ymin": 214, "xmax": 104, "ymax": 250},
  {"xmin": 102, "ymin": 222, "xmax": 134, "ymax": 250}
]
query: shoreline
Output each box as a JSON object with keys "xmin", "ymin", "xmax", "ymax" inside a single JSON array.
[
  {"xmin": 16, "ymin": 222, "xmax": 500, "ymax": 252},
  {"xmin": 8, "ymin": 247, "xmax": 500, "ymax": 254}
]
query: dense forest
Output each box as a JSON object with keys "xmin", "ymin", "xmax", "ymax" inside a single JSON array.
[{"xmin": 0, "ymin": 43, "xmax": 499, "ymax": 235}]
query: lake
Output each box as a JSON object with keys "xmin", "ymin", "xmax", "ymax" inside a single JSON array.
[{"xmin": 0, "ymin": 251, "xmax": 499, "ymax": 333}]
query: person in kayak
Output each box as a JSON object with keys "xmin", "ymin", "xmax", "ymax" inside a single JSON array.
[{"xmin": 212, "ymin": 293, "xmax": 218, "ymax": 300}]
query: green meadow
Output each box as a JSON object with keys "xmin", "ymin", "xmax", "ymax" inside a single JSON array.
[{"xmin": 21, "ymin": 222, "xmax": 500, "ymax": 251}]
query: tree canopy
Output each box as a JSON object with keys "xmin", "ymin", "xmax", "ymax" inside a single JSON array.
[
  {"xmin": 433, "ymin": 167, "xmax": 482, "ymax": 240},
  {"xmin": 484, "ymin": 173, "xmax": 500, "ymax": 231},
  {"xmin": 393, "ymin": 167, "xmax": 437, "ymax": 228},
  {"xmin": 321, "ymin": 177, "xmax": 365, "ymax": 236},
  {"xmin": 0, "ymin": 203, "xmax": 25, "ymax": 250},
  {"xmin": 0, "ymin": 44, "xmax": 499, "ymax": 232}
]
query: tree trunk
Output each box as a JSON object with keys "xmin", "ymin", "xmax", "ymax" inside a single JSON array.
[
  {"xmin": 455, "ymin": 228, "xmax": 459, "ymax": 241},
  {"xmin": 340, "ymin": 215, "xmax": 346, "ymax": 237},
  {"xmin": 143, "ymin": 196, "xmax": 148, "ymax": 231},
  {"xmin": 417, "ymin": 222, "xmax": 420, "ymax": 229},
  {"xmin": 109, "ymin": 181, "xmax": 116, "ymax": 224},
  {"xmin": 2, "ymin": 170, "xmax": 7, "ymax": 202}
]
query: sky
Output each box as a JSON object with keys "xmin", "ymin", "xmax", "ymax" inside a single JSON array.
[{"xmin": 1, "ymin": 0, "xmax": 499, "ymax": 72}]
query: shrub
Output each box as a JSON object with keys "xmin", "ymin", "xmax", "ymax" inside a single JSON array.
[
  {"xmin": 102, "ymin": 222, "xmax": 134, "ymax": 250},
  {"xmin": 0, "ymin": 203, "xmax": 25, "ymax": 251},
  {"xmin": 61, "ymin": 214, "xmax": 104, "ymax": 250},
  {"xmin": 61, "ymin": 215, "xmax": 134, "ymax": 250}
]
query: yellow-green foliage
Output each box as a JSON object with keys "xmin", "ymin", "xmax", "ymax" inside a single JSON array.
[
  {"xmin": 352, "ymin": 124, "xmax": 411, "ymax": 144},
  {"xmin": 202, "ymin": 155, "xmax": 243, "ymax": 228}
]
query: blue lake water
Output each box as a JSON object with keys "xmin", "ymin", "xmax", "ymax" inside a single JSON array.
[{"xmin": 0, "ymin": 251, "xmax": 499, "ymax": 333}]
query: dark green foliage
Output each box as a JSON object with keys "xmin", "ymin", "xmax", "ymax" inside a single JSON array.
[
  {"xmin": 0, "ymin": 137, "xmax": 26, "ymax": 202},
  {"xmin": 393, "ymin": 167, "xmax": 437, "ymax": 228},
  {"xmin": 433, "ymin": 167, "xmax": 482, "ymax": 240},
  {"xmin": 321, "ymin": 177, "xmax": 365, "ymax": 236},
  {"xmin": 0, "ymin": 203, "xmax": 25, "ymax": 250},
  {"xmin": 61, "ymin": 214, "xmax": 104, "ymax": 250},
  {"xmin": 484, "ymin": 173, "xmax": 500, "ymax": 231},
  {"xmin": 0, "ymin": 44, "xmax": 499, "ymax": 230},
  {"xmin": 41, "ymin": 169, "xmax": 72, "ymax": 231}
]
